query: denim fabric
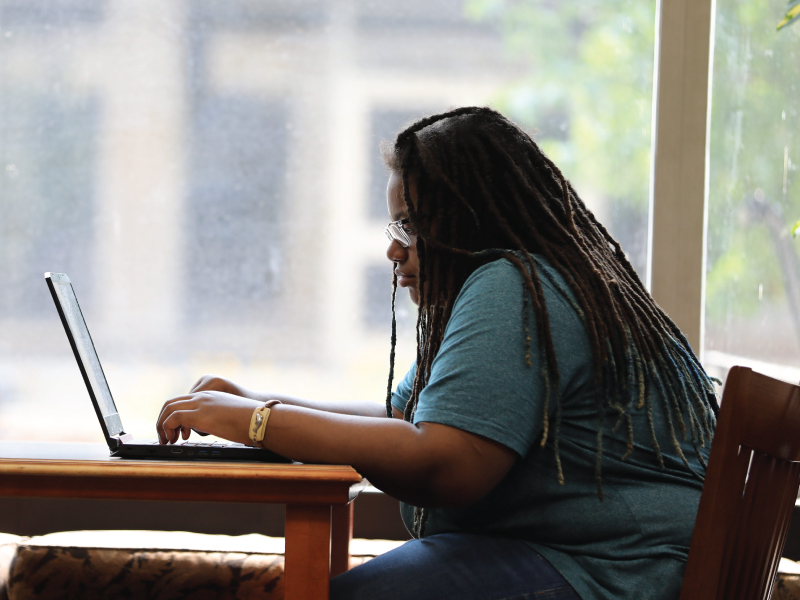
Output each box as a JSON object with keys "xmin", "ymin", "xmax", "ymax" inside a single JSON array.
[{"xmin": 330, "ymin": 533, "xmax": 581, "ymax": 600}]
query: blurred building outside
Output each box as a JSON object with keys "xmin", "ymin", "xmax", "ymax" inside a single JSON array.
[{"xmin": 0, "ymin": 0, "xmax": 798, "ymax": 443}]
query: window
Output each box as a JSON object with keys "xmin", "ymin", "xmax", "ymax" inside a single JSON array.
[
  {"xmin": 186, "ymin": 96, "xmax": 287, "ymax": 326},
  {"xmin": 704, "ymin": 0, "xmax": 800, "ymax": 382},
  {"xmin": 0, "ymin": 93, "xmax": 98, "ymax": 319},
  {"xmin": 0, "ymin": 0, "xmax": 658, "ymax": 442}
]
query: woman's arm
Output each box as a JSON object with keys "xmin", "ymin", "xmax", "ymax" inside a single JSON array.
[
  {"xmin": 188, "ymin": 374, "xmax": 394, "ymax": 419},
  {"xmin": 155, "ymin": 391, "xmax": 514, "ymax": 508}
]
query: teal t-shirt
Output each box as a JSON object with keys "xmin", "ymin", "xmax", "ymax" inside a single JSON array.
[{"xmin": 391, "ymin": 257, "xmax": 711, "ymax": 600}]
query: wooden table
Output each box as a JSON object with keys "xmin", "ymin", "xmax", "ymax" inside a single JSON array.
[{"xmin": 0, "ymin": 442, "xmax": 365, "ymax": 600}]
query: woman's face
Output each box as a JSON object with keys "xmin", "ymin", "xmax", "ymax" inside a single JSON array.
[{"xmin": 386, "ymin": 171, "xmax": 420, "ymax": 305}]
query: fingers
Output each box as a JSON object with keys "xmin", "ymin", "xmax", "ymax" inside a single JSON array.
[
  {"xmin": 161, "ymin": 409, "xmax": 197, "ymax": 445},
  {"xmin": 156, "ymin": 390, "xmax": 259, "ymax": 446},
  {"xmin": 156, "ymin": 396, "xmax": 197, "ymax": 444},
  {"xmin": 156, "ymin": 395, "xmax": 191, "ymax": 433}
]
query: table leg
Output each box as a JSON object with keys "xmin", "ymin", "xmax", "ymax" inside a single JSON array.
[
  {"xmin": 285, "ymin": 504, "xmax": 332, "ymax": 600},
  {"xmin": 330, "ymin": 502, "xmax": 354, "ymax": 577}
]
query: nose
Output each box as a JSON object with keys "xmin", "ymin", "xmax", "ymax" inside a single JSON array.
[{"xmin": 386, "ymin": 239, "xmax": 407, "ymax": 263}]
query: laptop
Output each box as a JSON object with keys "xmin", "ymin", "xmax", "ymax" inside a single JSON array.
[{"xmin": 45, "ymin": 272, "xmax": 290, "ymax": 463}]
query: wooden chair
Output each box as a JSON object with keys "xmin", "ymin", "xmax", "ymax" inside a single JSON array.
[{"xmin": 680, "ymin": 366, "xmax": 800, "ymax": 600}]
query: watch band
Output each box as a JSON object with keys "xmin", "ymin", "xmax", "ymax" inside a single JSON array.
[{"xmin": 250, "ymin": 400, "xmax": 282, "ymax": 448}]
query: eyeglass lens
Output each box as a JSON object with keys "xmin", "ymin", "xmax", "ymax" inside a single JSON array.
[{"xmin": 384, "ymin": 222, "xmax": 410, "ymax": 247}]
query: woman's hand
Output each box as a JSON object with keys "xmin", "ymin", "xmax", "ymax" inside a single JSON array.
[
  {"xmin": 156, "ymin": 391, "xmax": 516, "ymax": 507},
  {"xmin": 156, "ymin": 391, "xmax": 261, "ymax": 445},
  {"xmin": 155, "ymin": 379, "xmax": 516, "ymax": 508},
  {"xmin": 189, "ymin": 374, "xmax": 252, "ymax": 398}
]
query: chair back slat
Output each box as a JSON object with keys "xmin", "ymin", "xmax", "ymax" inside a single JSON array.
[
  {"xmin": 717, "ymin": 446, "xmax": 756, "ymax": 590},
  {"xmin": 729, "ymin": 453, "xmax": 796, "ymax": 600},
  {"xmin": 767, "ymin": 461, "xmax": 800, "ymax": 597},
  {"xmin": 729, "ymin": 451, "xmax": 772, "ymax": 599},
  {"xmin": 761, "ymin": 460, "xmax": 800, "ymax": 598},
  {"xmin": 730, "ymin": 450, "xmax": 766, "ymax": 599},
  {"xmin": 679, "ymin": 367, "xmax": 800, "ymax": 600},
  {"xmin": 759, "ymin": 457, "xmax": 798, "ymax": 599}
]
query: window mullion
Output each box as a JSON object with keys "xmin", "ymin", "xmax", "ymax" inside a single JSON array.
[{"xmin": 648, "ymin": 0, "xmax": 717, "ymax": 356}]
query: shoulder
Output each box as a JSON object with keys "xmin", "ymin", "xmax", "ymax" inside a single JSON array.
[{"xmin": 455, "ymin": 254, "xmax": 577, "ymax": 314}]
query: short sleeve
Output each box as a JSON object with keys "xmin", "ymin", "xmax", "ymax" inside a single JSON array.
[
  {"xmin": 412, "ymin": 259, "xmax": 583, "ymax": 457},
  {"xmin": 391, "ymin": 362, "xmax": 417, "ymax": 415}
]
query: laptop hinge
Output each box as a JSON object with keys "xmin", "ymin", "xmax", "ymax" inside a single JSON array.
[{"xmin": 109, "ymin": 432, "xmax": 135, "ymax": 449}]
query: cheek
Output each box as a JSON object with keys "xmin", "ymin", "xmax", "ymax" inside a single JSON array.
[{"xmin": 408, "ymin": 248, "xmax": 420, "ymax": 272}]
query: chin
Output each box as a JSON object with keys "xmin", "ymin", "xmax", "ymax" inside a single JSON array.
[{"xmin": 409, "ymin": 289, "xmax": 420, "ymax": 306}]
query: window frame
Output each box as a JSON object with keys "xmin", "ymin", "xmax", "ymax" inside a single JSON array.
[{"xmin": 648, "ymin": 0, "xmax": 716, "ymax": 358}]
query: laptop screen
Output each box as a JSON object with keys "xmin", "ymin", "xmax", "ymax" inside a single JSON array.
[{"xmin": 47, "ymin": 274, "xmax": 122, "ymax": 435}]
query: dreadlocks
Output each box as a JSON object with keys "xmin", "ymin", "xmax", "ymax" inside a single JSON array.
[{"xmin": 381, "ymin": 107, "xmax": 718, "ymax": 538}]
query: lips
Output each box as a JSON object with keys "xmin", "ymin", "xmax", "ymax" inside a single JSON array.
[{"xmin": 395, "ymin": 270, "xmax": 417, "ymax": 287}]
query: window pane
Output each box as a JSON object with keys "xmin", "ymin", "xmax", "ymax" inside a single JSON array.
[
  {"xmin": 704, "ymin": 0, "xmax": 800, "ymax": 382},
  {"xmin": 0, "ymin": 0, "xmax": 656, "ymax": 442},
  {"xmin": 186, "ymin": 96, "xmax": 287, "ymax": 325}
]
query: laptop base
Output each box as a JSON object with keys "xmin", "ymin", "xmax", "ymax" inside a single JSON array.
[{"xmin": 113, "ymin": 440, "xmax": 291, "ymax": 463}]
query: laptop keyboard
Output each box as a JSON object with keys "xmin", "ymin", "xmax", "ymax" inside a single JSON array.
[
  {"xmin": 135, "ymin": 439, "xmax": 254, "ymax": 458},
  {"xmin": 145, "ymin": 440, "xmax": 247, "ymax": 448}
]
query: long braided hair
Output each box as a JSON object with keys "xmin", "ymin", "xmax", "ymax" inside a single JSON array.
[{"xmin": 382, "ymin": 107, "xmax": 718, "ymax": 537}]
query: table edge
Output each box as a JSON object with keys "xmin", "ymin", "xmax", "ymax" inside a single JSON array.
[{"xmin": 0, "ymin": 458, "xmax": 363, "ymax": 484}]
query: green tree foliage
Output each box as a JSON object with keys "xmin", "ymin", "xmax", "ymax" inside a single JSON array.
[
  {"xmin": 705, "ymin": 0, "xmax": 800, "ymax": 343},
  {"xmin": 465, "ymin": 0, "xmax": 656, "ymax": 275},
  {"xmin": 467, "ymin": 0, "xmax": 800, "ymax": 360},
  {"xmin": 777, "ymin": 0, "xmax": 800, "ymax": 30}
]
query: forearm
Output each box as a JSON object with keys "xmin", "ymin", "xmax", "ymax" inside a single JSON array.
[
  {"xmin": 157, "ymin": 390, "xmax": 511, "ymax": 507},
  {"xmin": 258, "ymin": 394, "xmax": 389, "ymax": 419},
  {"xmin": 263, "ymin": 404, "xmax": 452, "ymax": 506},
  {"xmin": 228, "ymin": 384, "xmax": 387, "ymax": 418},
  {"xmin": 191, "ymin": 375, "xmax": 389, "ymax": 418}
]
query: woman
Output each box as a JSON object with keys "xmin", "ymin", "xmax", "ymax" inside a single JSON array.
[{"xmin": 157, "ymin": 107, "xmax": 718, "ymax": 600}]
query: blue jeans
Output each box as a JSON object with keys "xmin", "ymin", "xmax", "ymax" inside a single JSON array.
[{"xmin": 330, "ymin": 533, "xmax": 581, "ymax": 600}]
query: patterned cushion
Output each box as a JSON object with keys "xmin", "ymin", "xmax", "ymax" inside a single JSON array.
[
  {"xmin": 1, "ymin": 534, "xmax": 25, "ymax": 600},
  {"xmin": 776, "ymin": 575, "xmax": 800, "ymax": 600},
  {"xmin": 7, "ymin": 531, "xmax": 284, "ymax": 600},
  {"xmin": 3, "ymin": 530, "xmax": 404, "ymax": 600},
  {"xmin": 776, "ymin": 559, "xmax": 800, "ymax": 600}
]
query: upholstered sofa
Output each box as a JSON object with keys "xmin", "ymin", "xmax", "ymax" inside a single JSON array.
[
  {"xmin": 0, "ymin": 531, "xmax": 402, "ymax": 600},
  {"xmin": 4, "ymin": 531, "xmax": 800, "ymax": 600}
]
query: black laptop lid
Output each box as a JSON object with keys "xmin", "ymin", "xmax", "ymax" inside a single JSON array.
[{"xmin": 45, "ymin": 272, "xmax": 125, "ymax": 446}]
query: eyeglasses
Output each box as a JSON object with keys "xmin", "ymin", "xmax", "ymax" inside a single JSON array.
[{"xmin": 383, "ymin": 218, "xmax": 415, "ymax": 248}]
